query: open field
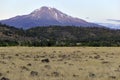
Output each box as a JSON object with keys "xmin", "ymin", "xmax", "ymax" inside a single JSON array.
[{"xmin": 0, "ymin": 47, "xmax": 120, "ymax": 80}]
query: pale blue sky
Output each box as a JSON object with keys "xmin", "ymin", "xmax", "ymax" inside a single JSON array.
[{"xmin": 0, "ymin": 0, "xmax": 120, "ymax": 23}]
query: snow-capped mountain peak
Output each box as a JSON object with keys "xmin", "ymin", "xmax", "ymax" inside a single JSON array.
[
  {"xmin": 0, "ymin": 6, "xmax": 99, "ymax": 29},
  {"xmin": 29, "ymin": 6, "xmax": 69, "ymax": 20}
]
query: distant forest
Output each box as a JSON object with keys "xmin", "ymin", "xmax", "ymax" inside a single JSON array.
[{"xmin": 0, "ymin": 23, "xmax": 120, "ymax": 47}]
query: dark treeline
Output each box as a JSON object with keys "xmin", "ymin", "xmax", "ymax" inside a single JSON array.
[{"xmin": 0, "ymin": 23, "xmax": 120, "ymax": 47}]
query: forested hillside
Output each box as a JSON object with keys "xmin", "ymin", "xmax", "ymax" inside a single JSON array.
[{"xmin": 0, "ymin": 23, "xmax": 120, "ymax": 46}]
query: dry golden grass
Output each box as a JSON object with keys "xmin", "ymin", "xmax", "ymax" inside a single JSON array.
[{"xmin": 0, "ymin": 47, "xmax": 120, "ymax": 80}]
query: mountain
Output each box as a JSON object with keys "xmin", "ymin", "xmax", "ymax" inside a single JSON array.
[
  {"xmin": 97, "ymin": 23, "xmax": 120, "ymax": 29},
  {"xmin": 107, "ymin": 19, "xmax": 120, "ymax": 22},
  {"xmin": 0, "ymin": 6, "xmax": 99, "ymax": 29}
]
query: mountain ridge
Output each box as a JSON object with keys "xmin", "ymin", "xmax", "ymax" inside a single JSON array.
[
  {"xmin": 96, "ymin": 23, "xmax": 120, "ymax": 29},
  {"xmin": 0, "ymin": 23, "xmax": 120, "ymax": 46}
]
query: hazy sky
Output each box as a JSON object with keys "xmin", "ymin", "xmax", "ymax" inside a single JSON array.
[{"xmin": 0, "ymin": 0, "xmax": 120, "ymax": 23}]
